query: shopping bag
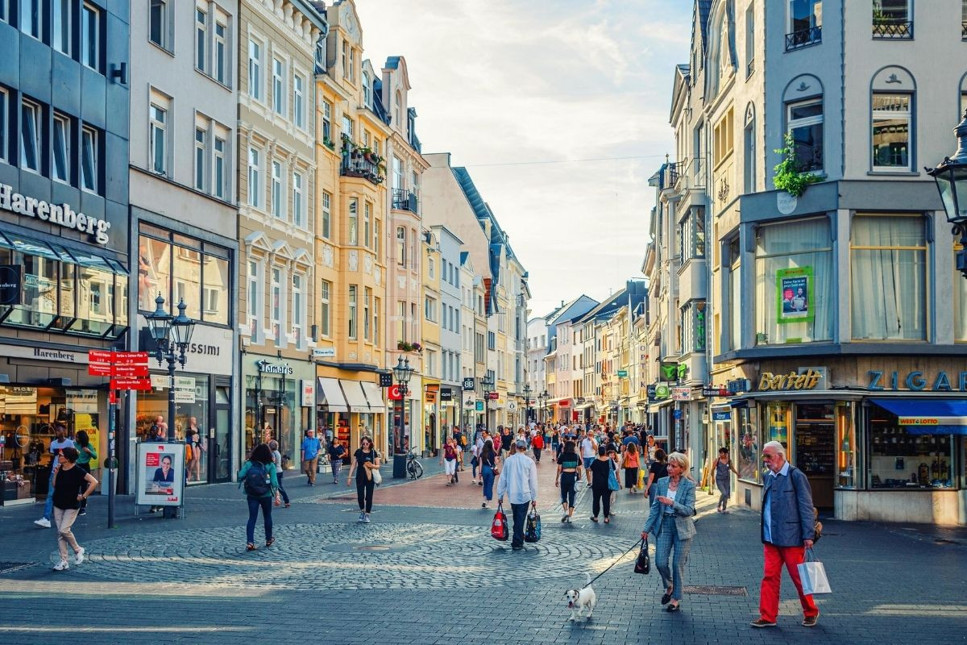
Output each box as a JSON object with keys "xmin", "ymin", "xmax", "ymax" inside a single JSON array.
[
  {"xmin": 491, "ymin": 503, "xmax": 509, "ymax": 541},
  {"xmin": 524, "ymin": 506, "xmax": 542, "ymax": 543},
  {"xmin": 638, "ymin": 468, "xmax": 646, "ymax": 489},
  {"xmin": 608, "ymin": 467, "xmax": 620, "ymax": 491},
  {"xmin": 634, "ymin": 538, "xmax": 650, "ymax": 574},
  {"xmin": 371, "ymin": 468, "xmax": 382, "ymax": 486},
  {"xmin": 797, "ymin": 549, "xmax": 832, "ymax": 595}
]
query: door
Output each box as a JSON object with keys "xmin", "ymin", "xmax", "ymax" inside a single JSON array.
[
  {"xmin": 794, "ymin": 403, "xmax": 835, "ymax": 510},
  {"xmin": 211, "ymin": 384, "xmax": 232, "ymax": 482}
]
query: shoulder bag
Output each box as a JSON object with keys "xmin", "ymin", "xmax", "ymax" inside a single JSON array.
[{"xmin": 370, "ymin": 451, "xmax": 382, "ymax": 486}]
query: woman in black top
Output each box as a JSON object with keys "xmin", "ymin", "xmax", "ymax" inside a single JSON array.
[
  {"xmin": 554, "ymin": 440, "xmax": 582, "ymax": 523},
  {"xmin": 347, "ymin": 436, "xmax": 380, "ymax": 523},
  {"xmin": 51, "ymin": 447, "xmax": 98, "ymax": 571},
  {"xmin": 589, "ymin": 445, "xmax": 614, "ymax": 523},
  {"xmin": 480, "ymin": 439, "xmax": 497, "ymax": 508},
  {"xmin": 646, "ymin": 448, "xmax": 669, "ymax": 508}
]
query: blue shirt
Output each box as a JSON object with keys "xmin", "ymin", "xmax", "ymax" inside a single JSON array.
[
  {"xmin": 762, "ymin": 460, "xmax": 790, "ymax": 544},
  {"xmin": 622, "ymin": 435, "xmax": 640, "ymax": 446},
  {"xmin": 301, "ymin": 436, "xmax": 321, "ymax": 460}
]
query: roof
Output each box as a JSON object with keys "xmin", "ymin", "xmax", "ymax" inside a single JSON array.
[
  {"xmin": 452, "ymin": 167, "xmax": 520, "ymax": 262},
  {"xmin": 698, "ymin": 0, "xmax": 712, "ymax": 53}
]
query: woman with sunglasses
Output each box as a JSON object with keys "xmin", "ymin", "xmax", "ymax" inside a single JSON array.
[{"xmin": 347, "ymin": 436, "xmax": 381, "ymax": 523}]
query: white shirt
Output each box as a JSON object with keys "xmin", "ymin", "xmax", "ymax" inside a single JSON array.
[
  {"xmin": 496, "ymin": 452, "xmax": 539, "ymax": 505},
  {"xmin": 580, "ymin": 438, "xmax": 596, "ymax": 458}
]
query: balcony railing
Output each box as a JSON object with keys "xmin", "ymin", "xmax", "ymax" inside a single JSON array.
[
  {"xmin": 392, "ymin": 188, "xmax": 419, "ymax": 213},
  {"xmin": 659, "ymin": 161, "xmax": 683, "ymax": 190},
  {"xmin": 339, "ymin": 135, "xmax": 385, "ymax": 185},
  {"xmin": 785, "ymin": 26, "xmax": 822, "ymax": 51},
  {"xmin": 872, "ymin": 19, "xmax": 913, "ymax": 39}
]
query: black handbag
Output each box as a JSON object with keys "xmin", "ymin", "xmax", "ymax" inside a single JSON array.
[
  {"xmin": 634, "ymin": 537, "xmax": 650, "ymax": 574},
  {"xmin": 524, "ymin": 507, "xmax": 542, "ymax": 543}
]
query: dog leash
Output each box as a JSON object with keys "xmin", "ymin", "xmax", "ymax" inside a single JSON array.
[{"xmin": 581, "ymin": 538, "xmax": 644, "ymax": 589}]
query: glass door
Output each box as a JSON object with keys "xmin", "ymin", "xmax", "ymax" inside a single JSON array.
[
  {"xmin": 211, "ymin": 384, "xmax": 231, "ymax": 482},
  {"xmin": 794, "ymin": 403, "xmax": 835, "ymax": 509}
]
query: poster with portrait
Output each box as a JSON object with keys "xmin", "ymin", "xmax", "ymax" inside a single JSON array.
[
  {"xmin": 135, "ymin": 442, "xmax": 185, "ymax": 507},
  {"xmin": 777, "ymin": 266, "xmax": 814, "ymax": 324}
]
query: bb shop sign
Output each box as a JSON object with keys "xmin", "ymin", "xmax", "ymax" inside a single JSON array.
[
  {"xmin": 0, "ymin": 183, "xmax": 112, "ymax": 244},
  {"xmin": 868, "ymin": 370, "xmax": 967, "ymax": 391}
]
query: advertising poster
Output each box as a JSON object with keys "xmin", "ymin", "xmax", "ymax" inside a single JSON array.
[
  {"xmin": 777, "ymin": 266, "xmax": 814, "ymax": 323},
  {"xmin": 135, "ymin": 442, "xmax": 185, "ymax": 507}
]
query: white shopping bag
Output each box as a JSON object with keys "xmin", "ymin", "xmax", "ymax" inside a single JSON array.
[{"xmin": 797, "ymin": 549, "xmax": 832, "ymax": 595}]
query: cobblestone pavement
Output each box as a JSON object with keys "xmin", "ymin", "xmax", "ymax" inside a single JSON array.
[{"xmin": 2, "ymin": 452, "xmax": 967, "ymax": 644}]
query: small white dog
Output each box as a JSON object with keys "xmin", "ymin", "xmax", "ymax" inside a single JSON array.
[{"xmin": 565, "ymin": 574, "xmax": 597, "ymax": 621}]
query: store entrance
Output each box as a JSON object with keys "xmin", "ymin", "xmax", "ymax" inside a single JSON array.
[
  {"xmin": 211, "ymin": 383, "xmax": 231, "ymax": 482},
  {"xmin": 795, "ymin": 403, "xmax": 835, "ymax": 510}
]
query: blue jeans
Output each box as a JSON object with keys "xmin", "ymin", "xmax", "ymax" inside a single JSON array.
[
  {"xmin": 482, "ymin": 465, "xmax": 495, "ymax": 501},
  {"xmin": 510, "ymin": 502, "xmax": 530, "ymax": 548},
  {"xmin": 246, "ymin": 496, "xmax": 273, "ymax": 544},
  {"xmin": 277, "ymin": 470, "xmax": 290, "ymax": 504},
  {"xmin": 583, "ymin": 457, "xmax": 594, "ymax": 471},
  {"xmin": 43, "ymin": 465, "xmax": 57, "ymax": 519}
]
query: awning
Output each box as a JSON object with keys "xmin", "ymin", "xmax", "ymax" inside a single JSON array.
[
  {"xmin": 870, "ymin": 398, "xmax": 967, "ymax": 435},
  {"xmin": 360, "ymin": 381, "xmax": 385, "ymax": 411},
  {"xmin": 339, "ymin": 379, "xmax": 370, "ymax": 413},
  {"xmin": 317, "ymin": 377, "xmax": 349, "ymax": 412}
]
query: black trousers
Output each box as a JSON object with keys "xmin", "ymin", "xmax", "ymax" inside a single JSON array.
[
  {"xmin": 592, "ymin": 487, "xmax": 611, "ymax": 518},
  {"xmin": 356, "ymin": 477, "xmax": 375, "ymax": 513}
]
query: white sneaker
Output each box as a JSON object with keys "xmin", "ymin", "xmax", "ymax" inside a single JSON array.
[
  {"xmin": 34, "ymin": 518, "xmax": 51, "ymax": 528},
  {"xmin": 363, "ymin": 514, "xmax": 371, "ymax": 523},
  {"xmin": 357, "ymin": 512, "xmax": 365, "ymax": 522},
  {"xmin": 52, "ymin": 560, "xmax": 69, "ymax": 571},
  {"xmin": 74, "ymin": 547, "xmax": 85, "ymax": 565}
]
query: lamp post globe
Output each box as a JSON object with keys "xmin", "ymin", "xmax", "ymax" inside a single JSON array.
[
  {"xmin": 927, "ymin": 110, "xmax": 967, "ymax": 277},
  {"xmin": 145, "ymin": 295, "xmax": 195, "ymax": 443}
]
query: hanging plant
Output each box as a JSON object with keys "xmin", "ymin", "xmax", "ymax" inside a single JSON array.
[{"xmin": 773, "ymin": 134, "xmax": 821, "ymax": 198}]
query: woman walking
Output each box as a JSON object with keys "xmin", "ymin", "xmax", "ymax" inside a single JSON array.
[
  {"xmin": 645, "ymin": 448, "xmax": 669, "ymax": 508},
  {"xmin": 51, "ymin": 447, "xmax": 98, "ymax": 570},
  {"xmin": 268, "ymin": 440, "xmax": 290, "ymax": 508},
  {"xmin": 714, "ymin": 447, "xmax": 738, "ymax": 512},
  {"xmin": 443, "ymin": 437, "xmax": 458, "ymax": 485},
  {"xmin": 73, "ymin": 430, "xmax": 97, "ymax": 516},
  {"xmin": 622, "ymin": 442, "xmax": 640, "ymax": 495},
  {"xmin": 554, "ymin": 440, "xmax": 582, "ymax": 523},
  {"xmin": 347, "ymin": 436, "xmax": 381, "ymax": 523},
  {"xmin": 588, "ymin": 445, "xmax": 614, "ymax": 523},
  {"xmin": 641, "ymin": 452, "xmax": 697, "ymax": 613},
  {"xmin": 239, "ymin": 443, "xmax": 280, "ymax": 551},
  {"xmin": 480, "ymin": 439, "xmax": 498, "ymax": 508}
]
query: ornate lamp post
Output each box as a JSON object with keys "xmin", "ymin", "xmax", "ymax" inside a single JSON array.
[
  {"xmin": 523, "ymin": 384, "xmax": 532, "ymax": 424},
  {"xmin": 538, "ymin": 390, "xmax": 549, "ymax": 424},
  {"xmin": 146, "ymin": 295, "xmax": 196, "ymax": 442},
  {"xmin": 927, "ymin": 110, "xmax": 967, "ymax": 278},
  {"xmin": 481, "ymin": 374, "xmax": 495, "ymax": 434},
  {"xmin": 392, "ymin": 356, "xmax": 414, "ymax": 478}
]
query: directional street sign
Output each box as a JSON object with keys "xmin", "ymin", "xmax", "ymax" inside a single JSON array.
[
  {"xmin": 87, "ymin": 364, "xmax": 114, "ymax": 377},
  {"xmin": 111, "ymin": 364, "xmax": 150, "ymax": 377},
  {"xmin": 110, "ymin": 378, "xmax": 153, "ymax": 391},
  {"xmin": 92, "ymin": 351, "xmax": 151, "ymax": 388}
]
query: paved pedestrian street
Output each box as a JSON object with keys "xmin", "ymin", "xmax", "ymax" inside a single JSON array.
[{"xmin": 2, "ymin": 458, "xmax": 966, "ymax": 644}]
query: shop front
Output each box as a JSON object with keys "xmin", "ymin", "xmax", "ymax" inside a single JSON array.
[
  {"xmin": 438, "ymin": 386, "xmax": 459, "ymax": 439},
  {"xmin": 316, "ymin": 369, "xmax": 388, "ymax": 458},
  {"xmin": 424, "ymin": 382, "xmax": 439, "ymax": 455},
  {"xmin": 243, "ymin": 355, "xmax": 314, "ymax": 472}
]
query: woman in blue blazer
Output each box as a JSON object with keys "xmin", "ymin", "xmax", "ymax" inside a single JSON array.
[{"xmin": 641, "ymin": 452, "xmax": 697, "ymax": 612}]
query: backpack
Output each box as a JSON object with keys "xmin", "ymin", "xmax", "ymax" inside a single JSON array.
[{"xmin": 243, "ymin": 461, "xmax": 271, "ymax": 497}]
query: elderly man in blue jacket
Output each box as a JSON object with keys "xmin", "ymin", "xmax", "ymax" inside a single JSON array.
[{"xmin": 750, "ymin": 441, "xmax": 820, "ymax": 629}]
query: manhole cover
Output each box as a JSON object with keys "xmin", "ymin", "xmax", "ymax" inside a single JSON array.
[
  {"xmin": 355, "ymin": 545, "xmax": 392, "ymax": 551},
  {"xmin": 0, "ymin": 562, "xmax": 35, "ymax": 574},
  {"xmin": 684, "ymin": 585, "xmax": 747, "ymax": 596}
]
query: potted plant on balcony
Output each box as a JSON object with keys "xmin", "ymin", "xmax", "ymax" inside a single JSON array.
[{"xmin": 773, "ymin": 134, "xmax": 821, "ymax": 198}]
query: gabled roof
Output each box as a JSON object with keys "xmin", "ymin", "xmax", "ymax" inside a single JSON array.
[
  {"xmin": 697, "ymin": 0, "xmax": 713, "ymax": 54},
  {"xmin": 575, "ymin": 280, "xmax": 648, "ymax": 325},
  {"xmin": 452, "ymin": 167, "xmax": 519, "ymax": 262}
]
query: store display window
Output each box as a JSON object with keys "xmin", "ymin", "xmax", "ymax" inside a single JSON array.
[
  {"xmin": 836, "ymin": 403, "xmax": 857, "ymax": 488},
  {"xmin": 736, "ymin": 406, "xmax": 761, "ymax": 483},
  {"xmin": 869, "ymin": 403, "xmax": 955, "ymax": 489}
]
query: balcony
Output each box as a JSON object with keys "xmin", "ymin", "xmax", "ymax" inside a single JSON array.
[
  {"xmin": 340, "ymin": 135, "xmax": 385, "ymax": 185},
  {"xmin": 785, "ymin": 26, "xmax": 822, "ymax": 51},
  {"xmin": 659, "ymin": 161, "xmax": 683, "ymax": 190},
  {"xmin": 392, "ymin": 188, "xmax": 419, "ymax": 213},
  {"xmin": 872, "ymin": 19, "xmax": 913, "ymax": 39}
]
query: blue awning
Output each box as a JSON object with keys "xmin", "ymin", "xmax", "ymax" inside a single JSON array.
[{"xmin": 870, "ymin": 399, "xmax": 967, "ymax": 435}]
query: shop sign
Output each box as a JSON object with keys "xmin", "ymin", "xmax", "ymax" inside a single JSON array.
[
  {"xmin": 379, "ymin": 372, "xmax": 393, "ymax": 387},
  {"xmin": 712, "ymin": 411, "xmax": 731, "ymax": 421},
  {"xmin": 702, "ymin": 385, "xmax": 729, "ymax": 397},
  {"xmin": 462, "ymin": 377, "xmax": 475, "ymax": 391},
  {"xmin": 0, "ymin": 182, "xmax": 112, "ymax": 244},
  {"xmin": 0, "ymin": 264, "xmax": 22, "ymax": 305},
  {"xmin": 488, "ymin": 392, "xmax": 499, "ymax": 400},
  {"xmin": 727, "ymin": 378, "xmax": 751, "ymax": 394},
  {"xmin": 0, "ymin": 343, "xmax": 88, "ymax": 363},
  {"xmin": 868, "ymin": 370, "xmax": 967, "ymax": 392},
  {"xmin": 617, "ymin": 369, "xmax": 628, "ymax": 378},
  {"xmin": 475, "ymin": 400, "xmax": 484, "ymax": 411},
  {"xmin": 150, "ymin": 374, "xmax": 168, "ymax": 389},
  {"xmin": 301, "ymin": 380, "xmax": 314, "ymax": 407},
  {"xmin": 507, "ymin": 401, "xmax": 518, "ymax": 412},
  {"xmin": 388, "ymin": 384, "xmax": 403, "ymax": 401},
  {"xmin": 660, "ymin": 362, "xmax": 686, "ymax": 381},
  {"xmin": 672, "ymin": 387, "xmax": 691, "ymax": 401},
  {"xmin": 257, "ymin": 360, "xmax": 293, "ymax": 375},
  {"xmin": 439, "ymin": 388, "xmax": 453, "ymax": 401},
  {"xmin": 654, "ymin": 383, "xmax": 671, "ymax": 400},
  {"xmin": 757, "ymin": 369, "xmax": 824, "ymax": 391},
  {"xmin": 313, "ymin": 347, "xmax": 336, "ymax": 359},
  {"xmin": 174, "ymin": 389, "xmax": 195, "ymax": 403}
]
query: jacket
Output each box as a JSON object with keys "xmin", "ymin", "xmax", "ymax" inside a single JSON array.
[
  {"xmin": 761, "ymin": 464, "xmax": 815, "ymax": 547},
  {"xmin": 238, "ymin": 460, "xmax": 279, "ymax": 499},
  {"xmin": 642, "ymin": 476, "xmax": 697, "ymax": 540}
]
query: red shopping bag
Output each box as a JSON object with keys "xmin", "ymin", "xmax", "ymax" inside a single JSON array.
[{"xmin": 491, "ymin": 502, "xmax": 509, "ymax": 541}]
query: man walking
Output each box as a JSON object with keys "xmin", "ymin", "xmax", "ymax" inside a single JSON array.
[
  {"xmin": 496, "ymin": 438, "xmax": 539, "ymax": 551},
  {"xmin": 300, "ymin": 428, "xmax": 321, "ymax": 486},
  {"xmin": 751, "ymin": 441, "xmax": 820, "ymax": 629}
]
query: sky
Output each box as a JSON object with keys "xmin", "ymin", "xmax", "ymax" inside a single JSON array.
[{"xmin": 354, "ymin": 0, "xmax": 694, "ymax": 317}]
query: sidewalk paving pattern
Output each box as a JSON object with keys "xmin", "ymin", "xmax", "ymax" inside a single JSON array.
[{"xmin": 2, "ymin": 451, "xmax": 966, "ymax": 644}]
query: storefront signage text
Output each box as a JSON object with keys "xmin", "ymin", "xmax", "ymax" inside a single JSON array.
[
  {"xmin": 757, "ymin": 369, "xmax": 823, "ymax": 391},
  {"xmin": 257, "ymin": 360, "xmax": 293, "ymax": 375},
  {"xmin": 868, "ymin": 370, "xmax": 967, "ymax": 392},
  {"xmin": 0, "ymin": 183, "xmax": 112, "ymax": 244}
]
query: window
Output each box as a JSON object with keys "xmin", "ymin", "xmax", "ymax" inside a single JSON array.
[
  {"xmin": 272, "ymin": 58, "xmax": 285, "ymax": 116},
  {"xmin": 52, "ymin": 113, "xmax": 70, "ymax": 183},
  {"xmin": 745, "ymin": 6, "xmax": 754, "ymax": 76},
  {"xmin": 322, "ymin": 101, "xmax": 333, "ymax": 144},
  {"xmin": 20, "ymin": 99, "xmax": 41, "ymax": 172},
  {"xmin": 320, "ymin": 280, "xmax": 331, "ymax": 337},
  {"xmin": 362, "ymin": 71, "xmax": 371, "ymax": 106},
  {"xmin": 342, "ymin": 40, "xmax": 350, "ymax": 78},
  {"xmin": 292, "ymin": 273, "xmax": 304, "ymax": 347},
  {"xmin": 851, "ymin": 215, "xmax": 926, "ymax": 340},
  {"xmin": 81, "ymin": 3, "xmax": 99, "ymax": 71},
  {"xmin": 321, "ymin": 191, "xmax": 332, "ymax": 239},
  {"xmin": 373, "ymin": 297, "xmax": 380, "ymax": 346},
  {"xmin": 873, "ymin": 0, "xmax": 912, "ymax": 38},
  {"xmin": 364, "ymin": 287, "xmax": 371, "ymax": 340},
  {"xmin": 202, "ymin": 252, "xmax": 229, "ymax": 325},
  {"xmin": 787, "ymin": 98, "xmax": 823, "ymax": 173},
  {"xmin": 53, "ymin": 0, "xmax": 70, "ymax": 54},
  {"xmin": 872, "ymin": 93, "xmax": 911, "ymax": 171},
  {"xmin": 392, "ymin": 156, "xmax": 403, "ymax": 191},
  {"xmin": 292, "ymin": 171, "xmax": 304, "ymax": 228},
  {"xmin": 293, "ymin": 73, "xmax": 305, "ymax": 129},
  {"xmin": 425, "ymin": 296, "xmax": 437, "ymax": 322},
  {"xmin": 744, "ymin": 105, "xmax": 756, "ymax": 193},
  {"xmin": 213, "ymin": 136, "xmax": 226, "ymax": 199},
  {"xmin": 869, "ymin": 402, "xmax": 952, "ymax": 489},
  {"xmin": 348, "ymin": 198, "xmax": 358, "ymax": 245},
  {"xmin": 755, "ymin": 218, "xmax": 833, "ymax": 345},
  {"xmin": 342, "ymin": 115, "xmax": 353, "ymax": 141},
  {"xmin": 271, "ymin": 161, "xmax": 283, "ymax": 219},
  {"xmin": 248, "ymin": 147, "xmax": 261, "ymax": 207},
  {"xmin": 396, "ymin": 226, "xmax": 406, "ymax": 266},
  {"xmin": 214, "ymin": 21, "xmax": 227, "ymax": 84},
  {"xmin": 727, "ymin": 236, "xmax": 741, "ymax": 351},
  {"xmin": 80, "ymin": 126, "xmax": 97, "ymax": 192},
  {"xmin": 195, "ymin": 9, "xmax": 207, "ymax": 70},
  {"xmin": 0, "ymin": 89, "xmax": 7, "ymax": 163},
  {"xmin": 363, "ymin": 202, "xmax": 371, "ymax": 248},
  {"xmin": 348, "ymin": 285, "xmax": 358, "ymax": 339},
  {"xmin": 194, "ymin": 127, "xmax": 207, "ymax": 191},
  {"xmin": 679, "ymin": 207, "xmax": 706, "ymax": 260},
  {"xmin": 248, "ymin": 39, "xmax": 262, "ymax": 100},
  {"xmin": 149, "ymin": 0, "xmax": 169, "ymax": 49},
  {"xmin": 149, "ymin": 102, "xmax": 167, "ymax": 175},
  {"xmin": 713, "ymin": 107, "xmax": 733, "ymax": 167},
  {"xmin": 488, "ymin": 331, "xmax": 496, "ymax": 350},
  {"xmin": 271, "ymin": 266, "xmax": 284, "ymax": 346},
  {"xmin": 428, "ymin": 257, "xmax": 435, "ymax": 279},
  {"xmin": 374, "ymin": 219, "xmax": 381, "ymax": 260},
  {"xmin": 20, "ymin": 0, "xmax": 41, "ymax": 39},
  {"xmin": 786, "ymin": 0, "xmax": 822, "ymax": 50},
  {"xmin": 247, "ymin": 259, "xmax": 260, "ymax": 339},
  {"xmin": 397, "ymin": 301, "xmax": 406, "ymax": 342}
]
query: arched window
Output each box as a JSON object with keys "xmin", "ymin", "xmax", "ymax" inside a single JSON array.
[
  {"xmin": 743, "ymin": 103, "xmax": 756, "ymax": 193},
  {"xmin": 870, "ymin": 66, "xmax": 915, "ymax": 172},
  {"xmin": 783, "ymin": 75, "xmax": 824, "ymax": 173}
]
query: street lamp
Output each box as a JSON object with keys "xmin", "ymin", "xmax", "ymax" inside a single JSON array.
[
  {"xmin": 928, "ymin": 109, "xmax": 967, "ymax": 277},
  {"xmin": 523, "ymin": 384, "xmax": 532, "ymax": 424},
  {"xmin": 538, "ymin": 390, "xmax": 548, "ymax": 424},
  {"xmin": 391, "ymin": 356, "xmax": 414, "ymax": 478},
  {"xmin": 481, "ymin": 374, "xmax": 494, "ymax": 434},
  {"xmin": 146, "ymin": 294, "xmax": 196, "ymax": 442}
]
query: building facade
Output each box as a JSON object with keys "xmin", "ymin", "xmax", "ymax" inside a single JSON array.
[{"xmin": 434, "ymin": 224, "xmax": 464, "ymax": 440}]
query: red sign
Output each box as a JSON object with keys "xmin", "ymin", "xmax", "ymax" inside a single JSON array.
[
  {"xmin": 113, "ymin": 352, "xmax": 149, "ymax": 364},
  {"xmin": 487, "ymin": 392, "xmax": 499, "ymax": 400},
  {"xmin": 110, "ymin": 378, "xmax": 152, "ymax": 391},
  {"xmin": 111, "ymin": 364, "xmax": 150, "ymax": 377},
  {"xmin": 88, "ymin": 350, "xmax": 114, "ymax": 363},
  {"xmin": 87, "ymin": 363, "xmax": 114, "ymax": 376},
  {"xmin": 388, "ymin": 384, "xmax": 402, "ymax": 401}
]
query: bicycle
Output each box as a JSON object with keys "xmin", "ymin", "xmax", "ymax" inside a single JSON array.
[{"xmin": 406, "ymin": 451, "xmax": 424, "ymax": 479}]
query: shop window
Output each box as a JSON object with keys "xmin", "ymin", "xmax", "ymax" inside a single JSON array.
[
  {"xmin": 836, "ymin": 403, "xmax": 857, "ymax": 489},
  {"xmin": 765, "ymin": 402, "xmax": 791, "ymax": 447},
  {"xmin": 850, "ymin": 215, "xmax": 926, "ymax": 340},
  {"xmin": 7, "ymin": 253, "xmax": 58, "ymax": 329},
  {"xmin": 173, "ymin": 242, "xmax": 202, "ymax": 319},
  {"xmin": 139, "ymin": 235, "xmax": 171, "ymax": 311},
  {"xmin": 754, "ymin": 217, "xmax": 833, "ymax": 345},
  {"xmin": 70, "ymin": 261, "xmax": 115, "ymax": 336},
  {"xmin": 737, "ymin": 406, "xmax": 760, "ymax": 474},
  {"xmin": 869, "ymin": 404, "xmax": 954, "ymax": 489}
]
